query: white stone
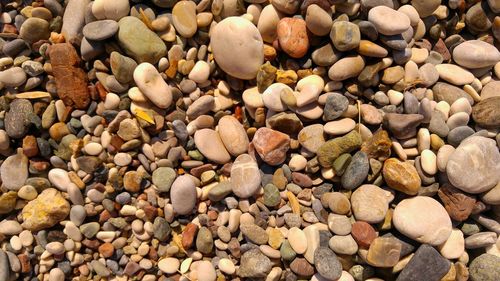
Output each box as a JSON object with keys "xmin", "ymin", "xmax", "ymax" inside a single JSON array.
[
  {"xmin": 218, "ymin": 258, "xmax": 235, "ymax": 275},
  {"xmin": 262, "ymin": 83, "xmax": 291, "ymax": 112},
  {"xmin": 48, "ymin": 168, "xmax": 72, "ymax": 192},
  {"xmin": 158, "ymin": 257, "xmax": 179, "ymax": 274},
  {"xmin": 92, "ymin": 0, "xmax": 130, "ymax": 21},
  {"xmin": 188, "ymin": 61, "xmax": 210, "ymax": 83},
  {"xmin": 420, "ymin": 149, "xmax": 437, "ymax": 175},
  {"xmin": 230, "ymin": 154, "xmax": 262, "ymax": 198},
  {"xmin": 438, "ymin": 229, "xmax": 465, "ymax": 259},
  {"xmin": 133, "ymin": 62, "xmax": 173, "ymax": 109}
]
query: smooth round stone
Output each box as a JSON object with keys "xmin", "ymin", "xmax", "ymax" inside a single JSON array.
[
  {"xmin": 188, "ymin": 61, "xmax": 210, "ymax": 84},
  {"xmin": 114, "ymin": 153, "xmax": 132, "ymax": 166},
  {"xmin": 323, "ymin": 93, "xmax": 349, "ymax": 121},
  {"xmin": 289, "ymin": 154, "xmax": 307, "ymax": 171},
  {"xmin": 420, "ymin": 149, "xmax": 437, "ymax": 175},
  {"xmin": 438, "ymin": 229, "xmax": 464, "ymax": 259},
  {"xmin": 84, "ymin": 142, "xmax": 103, "ymax": 156},
  {"xmin": 450, "ymin": 98, "xmax": 472, "ymax": 115},
  {"xmin": 257, "ymin": 5, "xmax": 281, "ymax": 43},
  {"xmin": 472, "ymin": 96, "xmax": 500, "ymax": 129},
  {"xmin": 152, "ymin": 167, "xmax": 176, "ymax": 192},
  {"xmin": 288, "ymin": 227, "xmax": 307, "ymax": 254},
  {"xmin": 20, "ymin": 17, "xmax": 50, "ymax": 43},
  {"xmin": 230, "ymin": 154, "xmax": 261, "ymax": 198},
  {"xmin": 277, "ymin": 17, "xmax": 309, "ymax": 58},
  {"xmin": 133, "ymin": 63, "xmax": 172, "ymax": 109},
  {"xmin": 314, "ymin": 247, "xmax": 343, "ymax": 281},
  {"xmin": 324, "ymin": 118, "xmax": 356, "ymax": 135},
  {"xmin": 82, "ymin": 20, "xmax": 118, "ymax": 40},
  {"xmin": 48, "ymin": 168, "xmax": 71, "ymax": 192},
  {"xmin": 211, "ymin": 17, "xmax": 264, "ymax": 80},
  {"xmin": 18, "ymin": 185, "xmax": 37, "ymax": 201},
  {"xmin": 158, "ymin": 257, "xmax": 179, "ymax": 274},
  {"xmin": 218, "ymin": 115, "xmax": 249, "ymax": 157},
  {"xmin": 435, "ymin": 64, "xmax": 474, "ymax": 86},
  {"xmin": 218, "ymin": 258, "xmax": 235, "ymax": 275},
  {"xmin": 92, "ymin": 0, "xmax": 130, "ymax": 21},
  {"xmin": 170, "ymin": 175, "xmax": 197, "ymax": 215},
  {"xmin": 46, "ymin": 241, "xmax": 65, "ymax": 255},
  {"xmin": 328, "ymin": 55, "xmax": 365, "ymax": 81},
  {"xmin": 368, "ymin": 6, "xmax": 410, "ymax": 35},
  {"xmin": 329, "ymin": 235, "xmax": 358, "ymax": 255},
  {"xmin": 194, "ymin": 129, "xmax": 231, "ymax": 164},
  {"xmin": 172, "ymin": 1, "xmax": 197, "ymax": 38},
  {"xmin": 0, "ymin": 150, "xmax": 28, "ymax": 191},
  {"xmin": 306, "ymin": 4, "xmax": 332, "ymax": 36},
  {"xmin": 351, "ymin": 184, "xmax": 393, "ymax": 223},
  {"xmin": 481, "ymin": 81, "xmax": 500, "ymax": 100},
  {"xmin": 446, "ymin": 136, "xmax": 500, "ymax": 194},
  {"xmin": 453, "ymin": 40, "xmax": 500, "ymax": 69},
  {"xmin": 341, "ymin": 151, "xmax": 369, "ymax": 190},
  {"xmin": 357, "ymin": 40, "xmax": 388, "ymax": 58},
  {"xmin": 0, "ymin": 220, "xmax": 22, "ymax": 235},
  {"xmin": 242, "ymin": 87, "xmax": 264, "ymax": 108},
  {"xmin": 262, "ymin": 83, "xmax": 291, "ymax": 112},
  {"xmin": 328, "ymin": 214, "xmax": 351, "ymax": 235},
  {"xmin": 393, "ymin": 196, "xmax": 452, "ymax": 246},
  {"xmin": 298, "ymin": 124, "xmax": 325, "ymax": 153},
  {"xmin": 49, "ymin": 268, "xmax": 65, "ymax": 281},
  {"xmin": 447, "ymin": 112, "xmax": 469, "ymax": 130},
  {"xmin": 0, "ymin": 67, "xmax": 27, "ymax": 87}
]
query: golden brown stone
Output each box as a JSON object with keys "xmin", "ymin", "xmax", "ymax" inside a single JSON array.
[
  {"xmin": 366, "ymin": 237, "xmax": 401, "ymax": 267},
  {"xmin": 382, "ymin": 158, "xmax": 421, "ymax": 195},
  {"xmin": 361, "ymin": 129, "xmax": 392, "ymax": 161}
]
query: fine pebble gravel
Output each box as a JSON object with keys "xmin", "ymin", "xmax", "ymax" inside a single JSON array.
[{"xmin": 0, "ymin": 0, "xmax": 498, "ymax": 281}]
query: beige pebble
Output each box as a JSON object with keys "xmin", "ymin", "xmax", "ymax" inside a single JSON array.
[
  {"xmin": 289, "ymin": 154, "xmax": 307, "ymax": 171},
  {"xmin": 218, "ymin": 258, "xmax": 235, "ymax": 275},
  {"xmin": 158, "ymin": 257, "xmax": 180, "ymax": 274},
  {"xmin": 324, "ymin": 118, "xmax": 356, "ymax": 135},
  {"xmin": 421, "ymin": 149, "xmax": 437, "ymax": 175}
]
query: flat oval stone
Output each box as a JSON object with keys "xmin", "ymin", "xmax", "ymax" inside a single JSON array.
[
  {"xmin": 230, "ymin": 154, "xmax": 261, "ymax": 198},
  {"xmin": 314, "ymin": 247, "xmax": 342, "ymax": 280},
  {"xmin": 328, "ymin": 55, "xmax": 365, "ymax": 81},
  {"xmin": 393, "ymin": 196, "xmax": 452, "ymax": 246},
  {"xmin": 435, "ymin": 64, "xmax": 474, "ymax": 86},
  {"xmin": 172, "ymin": 1, "xmax": 197, "ymax": 38},
  {"xmin": 351, "ymin": 184, "xmax": 392, "ymax": 223},
  {"xmin": 446, "ymin": 136, "xmax": 500, "ymax": 193},
  {"xmin": 288, "ymin": 227, "xmax": 307, "ymax": 254},
  {"xmin": 0, "ymin": 67, "xmax": 27, "ymax": 87},
  {"xmin": 472, "ymin": 96, "xmax": 500, "ymax": 129},
  {"xmin": 453, "ymin": 40, "xmax": 500, "ymax": 69},
  {"xmin": 368, "ymin": 6, "xmax": 410, "ymax": 35},
  {"xmin": 341, "ymin": 151, "xmax": 369, "ymax": 190},
  {"xmin": 170, "ymin": 175, "xmax": 197, "ymax": 215},
  {"xmin": 218, "ymin": 115, "xmax": 249, "ymax": 156},
  {"xmin": 211, "ymin": 17, "xmax": 264, "ymax": 79},
  {"xmin": 82, "ymin": 20, "xmax": 119, "ymax": 40},
  {"xmin": 133, "ymin": 62, "xmax": 172, "ymax": 109},
  {"xmin": 298, "ymin": 124, "xmax": 325, "ymax": 153},
  {"xmin": 0, "ymin": 149, "xmax": 28, "ymax": 191},
  {"xmin": 194, "ymin": 129, "xmax": 231, "ymax": 164}
]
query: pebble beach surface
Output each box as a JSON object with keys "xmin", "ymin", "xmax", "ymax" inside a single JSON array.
[{"xmin": 0, "ymin": 0, "xmax": 499, "ymax": 281}]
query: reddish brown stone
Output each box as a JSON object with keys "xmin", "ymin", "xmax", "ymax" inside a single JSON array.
[
  {"xmin": 81, "ymin": 239, "xmax": 100, "ymax": 250},
  {"xmin": 142, "ymin": 205, "xmax": 157, "ymax": 221},
  {"xmin": 252, "ymin": 127, "xmax": 290, "ymax": 166},
  {"xmin": 98, "ymin": 242, "xmax": 115, "ymax": 258},
  {"xmin": 190, "ymin": 164, "xmax": 214, "ymax": 178},
  {"xmin": 433, "ymin": 38, "xmax": 451, "ymax": 61},
  {"xmin": 290, "ymin": 258, "xmax": 315, "ymax": 277},
  {"xmin": 181, "ymin": 223, "xmax": 199, "ymax": 249},
  {"xmin": 18, "ymin": 254, "xmax": 31, "ymax": 273},
  {"xmin": 351, "ymin": 221, "xmax": 377, "ymax": 248},
  {"xmin": 277, "ymin": 18, "xmax": 309, "ymax": 58},
  {"xmin": 22, "ymin": 136, "xmax": 38, "ymax": 157},
  {"xmin": 292, "ymin": 172, "xmax": 313, "ymax": 187},
  {"xmin": 49, "ymin": 43, "xmax": 90, "ymax": 109},
  {"xmin": 438, "ymin": 184, "xmax": 476, "ymax": 221}
]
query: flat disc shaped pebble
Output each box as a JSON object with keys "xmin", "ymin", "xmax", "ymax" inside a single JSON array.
[
  {"xmin": 194, "ymin": 129, "xmax": 231, "ymax": 164},
  {"xmin": 133, "ymin": 62, "xmax": 172, "ymax": 109},
  {"xmin": 82, "ymin": 20, "xmax": 119, "ymax": 41},
  {"xmin": 211, "ymin": 17, "xmax": 264, "ymax": 80},
  {"xmin": 230, "ymin": 154, "xmax": 262, "ymax": 198},
  {"xmin": 170, "ymin": 175, "xmax": 197, "ymax": 215},
  {"xmin": 262, "ymin": 83, "xmax": 291, "ymax": 112},
  {"xmin": 217, "ymin": 115, "xmax": 249, "ymax": 156}
]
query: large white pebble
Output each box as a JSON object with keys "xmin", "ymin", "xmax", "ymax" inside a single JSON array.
[
  {"xmin": 133, "ymin": 63, "xmax": 173, "ymax": 109},
  {"xmin": 211, "ymin": 17, "xmax": 264, "ymax": 80}
]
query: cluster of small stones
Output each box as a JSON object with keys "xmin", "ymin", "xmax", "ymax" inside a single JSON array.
[{"xmin": 0, "ymin": 0, "xmax": 500, "ymax": 281}]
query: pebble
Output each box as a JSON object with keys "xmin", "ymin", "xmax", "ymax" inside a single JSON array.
[
  {"xmin": 288, "ymin": 227, "xmax": 307, "ymax": 254},
  {"xmin": 170, "ymin": 175, "xmax": 197, "ymax": 215},
  {"xmin": 133, "ymin": 63, "xmax": 172, "ymax": 109},
  {"xmin": 0, "ymin": 149, "xmax": 28, "ymax": 191},
  {"xmin": 393, "ymin": 196, "xmax": 452, "ymax": 245},
  {"xmin": 469, "ymin": 254, "xmax": 500, "ymax": 281},
  {"xmin": 472, "ymin": 96, "xmax": 500, "ymax": 129},
  {"xmin": 446, "ymin": 136, "xmax": 500, "ymax": 194},
  {"xmin": 211, "ymin": 17, "xmax": 264, "ymax": 79},
  {"xmin": 314, "ymin": 247, "xmax": 342, "ymax": 280},
  {"xmin": 396, "ymin": 244, "xmax": 451, "ymax": 281},
  {"xmin": 366, "ymin": 237, "xmax": 401, "ymax": 267},
  {"xmin": 117, "ymin": 17, "xmax": 166, "ymax": 64},
  {"xmin": 238, "ymin": 248, "xmax": 272, "ymax": 278},
  {"xmin": 324, "ymin": 118, "xmax": 356, "ymax": 135},
  {"xmin": 194, "ymin": 129, "xmax": 231, "ymax": 164},
  {"xmin": 351, "ymin": 184, "xmax": 392, "ymax": 223},
  {"xmin": 82, "ymin": 20, "xmax": 119, "ymax": 41},
  {"xmin": 368, "ymin": 6, "xmax": 410, "ymax": 35},
  {"xmin": 453, "ymin": 40, "xmax": 500, "ymax": 69},
  {"xmin": 230, "ymin": 154, "xmax": 261, "ymax": 198},
  {"xmin": 172, "ymin": 1, "xmax": 197, "ymax": 38},
  {"xmin": 152, "ymin": 167, "xmax": 176, "ymax": 192},
  {"xmin": 277, "ymin": 18, "xmax": 309, "ymax": 58},
  {"xmin": 382, "ymin": 158, "xmax": 421, "ymax": 195},
  {"xmin": 341, "ymin": 151, "xmax": 369, "ymax": 190},
  {"xmin": 218, "ymin": 115, "xmax": 249, "ymax": 156},
  {"xmin": 252, "ymin": 127, "xmax": 290, "ymax": 165}
]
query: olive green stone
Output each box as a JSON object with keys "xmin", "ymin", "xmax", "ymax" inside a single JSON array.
[
  {"xmin": 0, "ymin": 191, "xmax": 17, "ymax": 214},
  {"xmin": 208, "ymin": 181, "xmax": 232, "ymax": 202},
  {"xmin": 263, "ymin": 183, "xmax": 281, "ymax": 207},
  {"xmin": 317, "ymin": 131, "xmax": 363, "ymax": 168},
  {"xmin": 257, "ymin": 62, "xmax": 277, "ymax": 93},
  {"xmin": 280, "ymin": 240, "xmax": 297, "ymax": 261},
  {"xmin": 333, "ymin": 153, "xmax": 352, "ymax": 176}
]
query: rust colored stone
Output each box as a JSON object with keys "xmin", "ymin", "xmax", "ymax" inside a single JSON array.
[
  {"xmin": 181, "ymin": 223, "xmax": 199, "ymax": 249},
  {"xmin": 22, "ymin": 135, "xmax": 38, "ymax": 157},
  {"xmin": 252, "ymin": 127, "xmax": 290, "ymax": 166},
  {"xmin": 351, "ymin": 221, "xmax": 377, "ymax": 248},
  {"xmin": 98, "ymin": 242, "xmax": 115, "ymax": 258},
  {"xmin": 49, "ymin": 43, "xmax": 90, "ymax": 109},
  {"xmin": 18, "ymin": 254, "xmax": 31, "ymax": 273},
  {"xmin": 290, "ymin": 258, "xmax": 315, "ymax": 277},
  {"xmin": 438, "ymin": 184, "xmax": 476, "ymax": 222},
  {"xmin": 292, "ymin": 172, "xmax": 313, "ymax": 187},
  {"xmin": 361, "ymin": 129, "xmax": 392, "ymax": 161},
  {"xmin": 433, "ymin": 38, "xmax": 451, "ymax": 61},
  {"xmin": 277, "ymin": 18, "xmax": 309, "ymax": 58}
]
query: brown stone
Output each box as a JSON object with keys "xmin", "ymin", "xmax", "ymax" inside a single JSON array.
[
  {"xmin": 382, "ymin": 158, "xmax": 421, "ymax": 195},
  {"xmin": 123, "ymin": 171, "xmax": 142, "ymax": 193},
  {"xmin": 351, "ymin": 221, "xmax": 377, "ymax": 248},
  {"xmin": 252, "ymin": 127, "xmax": 290, "ymax": 166},
  {"xmin": 49, "ymin": 122, "xmax": 70, "ymax": 142},
  {"xmin": 433, "ymin": 38, "xmax": 451, "ymax": 61},
  {"xmin": 182, "ymin": 223, "xmax": 198, "ymax": 249},
  {"xmin": 361, "ymin": 129, "xmax": 392, "ymax": 161},
  {"xmin": 98, "ymin": 242, "xmax": 115, "ymax": 258},
  {"xmin": 472, "ymin": 96, "xmax": 500, "ymax": 129},
  {"xmin": 22, "ymin": 135, "xmax": 39, "ymax": 157},
  {"xmin": 438, "ymin": 184, "xmax": 476, "ymax": 222},
  {"xmin": 49, "ymin": 43, "xmax": 90, "ymax": 109},
  {"xmin": 366, "ymin": 237, "xmax": 402, "ymax": 267},
  {"xmin": 277, "ymin": 18, "xmax": 309, "ymax": 58},
  {"xmin": 272, "ymin": 168, "xmax": 288, "ymax": 190},
  {"xmin": 18, "ymin": 254, "xmax": 31, "ymax": 273},
  {"xmin": 290, "ymin": 257, "xmax": 315, "ymax": 277},
  {"xmin": 291, "ymin": 172, "xmax": 313, "ymax": 187}
]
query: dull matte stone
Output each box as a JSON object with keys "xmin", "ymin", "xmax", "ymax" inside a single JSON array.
[
  {"xmin": 396, "ymin": 244, "xmax": 450, "ymax": 281},
  {"xmin": 341, "ymin": 151, "xmax": 369, "ymax": 190}
]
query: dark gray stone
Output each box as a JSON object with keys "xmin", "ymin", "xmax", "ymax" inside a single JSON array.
[
  {"xmin": 447, "ymin": 126, "xmax": 475, "ymax": 147},
  {"xmin": 83, "ymin": 20, "xmax": 119, "ymax": 40},
  {"xmin": 396, "ymin": 244, "xmax": 450, "ymax": 281},
  {"xmin": 323, "ymin": 93, "xmax": 349, "ymax": 121},
  {"xmin": 341, "ymin": 151, "xmax": 369, "ymax": 190},
  {"xmin": 384, "ymin": 113, "xmax": 424, "ymax": 139},
  {"xmin": 314, "ymin": 247, "xmax": 342, "ymax": 281}
]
